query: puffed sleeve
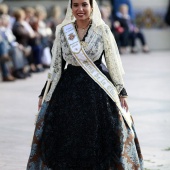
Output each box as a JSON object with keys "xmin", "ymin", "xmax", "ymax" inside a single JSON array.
[
  {"xmin": 39, "ymin": 28, "xmax": 64, "ymax": 101},
  {"xmin": 102, "ymin": 24, "xmax": 125, "ymax": 94},
  {"xmin": 102, "ymin": 50, "xmax": 128, "ymax": 97}
]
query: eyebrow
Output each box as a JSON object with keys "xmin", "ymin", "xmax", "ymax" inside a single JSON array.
[{"xmin": 73, "ymin": 2, "xmax": 88, "ymax": 4}]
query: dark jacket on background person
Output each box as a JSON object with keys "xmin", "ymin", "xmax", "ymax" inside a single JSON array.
[{"xmin": 165, "ymin": 0, "xmax": 170, "ymax": 25}]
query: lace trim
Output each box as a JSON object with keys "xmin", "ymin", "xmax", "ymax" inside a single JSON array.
[
  {"xmin": 101, "ymin": 24, "xmax": 124, "ymax": 93},
  {"xmin": 45, "ymin": 31, "xmax": 62, "ymax": 101}
]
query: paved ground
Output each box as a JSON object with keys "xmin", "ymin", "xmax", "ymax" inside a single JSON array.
[{"xmin": 0, "ymin": 51, "xmax": 170, "ymax": 170}]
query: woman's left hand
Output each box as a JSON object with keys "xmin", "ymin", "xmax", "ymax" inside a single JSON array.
[{"xmin": 119, "ymin": 97, "xmax": 128, "ymax": 112}]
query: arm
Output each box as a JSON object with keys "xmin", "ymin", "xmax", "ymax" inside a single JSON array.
[
  {"xmin": 102, "ymin": 50, "xmax": 128, "ymax": 98},
  {"xmin": 102, "ymin": 25, "xmax": 129, "ymax": 111},
  {"xmin": 38, "ymin": 52, "xmax": 66, "ymax": 111},
  {"xmin": 38, "ymin": 81, "xmax": 51, "ymax": 98},
  {"xmin": 119, "ymin": 87, "xmax": 128, "ymax": 112},
  {"xmin": 38, "ymin": 29, "xmax": 64, "ymax": 110},
  {"xmin": 39, "ymin": 54, "xmax": 66, "ymax": 98},
  {"xmin": 102, "ymin": 24, "xmax": 125, "ymax": 94}
]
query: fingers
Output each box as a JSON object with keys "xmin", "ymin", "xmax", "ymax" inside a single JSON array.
[
  {"xmin": 38, "ymin": 98, "xmax": 42, "ymax": 111},
  {"xmin": 38, "ymin": 104, "xmax": 41, "ymax": 111},
  {"xmin": 124, "ymin": 100, "xmax": 129, "ymax": 112},
  {"xmin": 120, "ymin": 97, "xmax": 129, "ymax": 112},
  {"xmin": 120, "ymin": 98, "xmax": 124, "ymax": 108},
  {"xmin": 38, "ymin": 102, "xmax": 42, "ymax": 111}
]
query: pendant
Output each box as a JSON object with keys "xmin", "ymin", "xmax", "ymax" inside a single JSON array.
[
  {"xmin": 81, "ymin": 41, "xmax": 88, "ymax": 48},
  {"xmin": 68, "ymin": 33, "xmax": 76, "ymax": 40}
]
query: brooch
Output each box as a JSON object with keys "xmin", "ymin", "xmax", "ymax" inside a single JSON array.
[{"xmin": 68, "ymin": 33, "xmax": 76, "ymax": 40}]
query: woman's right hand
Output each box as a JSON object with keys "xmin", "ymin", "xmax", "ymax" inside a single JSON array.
[{"xmin": 38, "ymin": 97, "xmax": 43, "ymax": 111}]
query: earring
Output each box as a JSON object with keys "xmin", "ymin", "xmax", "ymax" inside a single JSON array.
[
  {"xmin": 71, "ymin": 13, "xmax": 74, "ymax": 20},
  {"xmin": 90, "ymin": 9, "xmax": 93, "ymax": 19}
]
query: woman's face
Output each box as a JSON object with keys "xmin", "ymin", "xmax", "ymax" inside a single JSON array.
[{"xmin": 72, "ymin": 0, "xmax": 92, "ymax": 21}]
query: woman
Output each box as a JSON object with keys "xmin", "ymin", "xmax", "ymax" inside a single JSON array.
[{"xmin": 27, "ymin": 0, "xmax": 143, "ymax": 169}]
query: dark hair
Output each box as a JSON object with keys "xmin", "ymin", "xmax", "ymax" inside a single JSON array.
[{"xmin": 70, "ymin": 0, "xmax": 93, "ymax": 8}]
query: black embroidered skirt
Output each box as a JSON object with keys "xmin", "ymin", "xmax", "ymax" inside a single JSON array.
[{"xmin": 27, "ymin": 64, "xmax": 143, "ymax": 170}]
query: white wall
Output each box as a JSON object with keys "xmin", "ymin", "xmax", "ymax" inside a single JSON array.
[
  {"xmin": 131, "ymin": 0, "xmax": 170, "ymax": 50},
  {"xmin": 131, "ymin": 0, "xmax": 169, "ymax": 9}
]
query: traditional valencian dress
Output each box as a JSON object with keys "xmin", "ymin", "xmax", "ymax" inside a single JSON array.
[{"xmin": 27, "ymin": 21, "xmax": 144, "ymax": 170}]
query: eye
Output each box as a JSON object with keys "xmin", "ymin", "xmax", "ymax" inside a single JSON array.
[
  {"xmin": 82, "ymin": 3, "xmax": 88, "ymax": 7},
  {"xmin": 73, "ymin": 4, "xmax": 78, "ymax": 7}
]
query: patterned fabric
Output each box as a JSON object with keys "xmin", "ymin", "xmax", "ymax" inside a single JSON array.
[{"xmin": 27, "ymin": 64, "xmax": 144, "ymax": 170}]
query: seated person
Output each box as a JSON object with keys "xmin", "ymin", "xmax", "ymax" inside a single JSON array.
[
  {"xmin": 116, "ymin": 4, "xmax": 149, "ymax": 53},
  {"xmin": 12, "ymin": 8, "xmax": 38, "ymax": 73},
  {"xmin": 111, "ymin": 20, "xmax": 129, "ymax": 54},
  {"xmin": 0, "ymin": 14, "xmax": 28, "ymax": 79},
  {"xmin": 0, "ymin": 35, "xmax": 15, "ymax": 81}
]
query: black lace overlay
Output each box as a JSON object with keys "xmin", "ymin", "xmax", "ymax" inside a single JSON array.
[{"xmin": 40, "ymin": 63, "xmax": 123, "ymax": 169}]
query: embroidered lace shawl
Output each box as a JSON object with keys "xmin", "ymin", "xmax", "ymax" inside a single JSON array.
[{"xmin": 45, "ymin": 24, "xmax": 124, "ymax": 101}]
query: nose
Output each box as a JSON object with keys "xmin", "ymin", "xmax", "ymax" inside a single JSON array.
[{"xmin": 77, "ymin": 5, "xmax": 83, "ymax": 11}]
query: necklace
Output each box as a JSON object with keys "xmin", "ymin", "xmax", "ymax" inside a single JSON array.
[{"xmin": 75, "ymin": 20, "xmax": 92, "ymax": 39}]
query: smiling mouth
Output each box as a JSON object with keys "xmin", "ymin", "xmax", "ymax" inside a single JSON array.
[{"xmin": 77, "ymin": 13, "xmax": 85, "ymax": 17}]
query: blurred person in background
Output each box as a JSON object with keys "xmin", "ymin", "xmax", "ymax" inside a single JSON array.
[
  {"xmin": 0, "ymin": 14, "xmax": 27, "ymax": 79},
  {"xmin": 34, "ymin": 5, "xmax": 52, "ymax": 69},
  {"xmin": 23, "ymin": 6, "xmax": 35, "ymax": 24},
  {"xmin": 111, "ymin": 20, "xmax": 129, "ymax": 54},
  {"xmin": 47, "ymin": 5, "xmax": 62, "ymax": 46},
  {"xmin": 0, "ymin": 36, "xmax": 15, "ymax": 81},
  {"xmin": 165, "ymin": 0, "xmax": 170, "ymax": 26},
  {"xmin": 19, "ymin": 7, "xmax": 35, "ymax": 40},
  {"xmin": 100, "ymin": 2, "xmax": 128, "ymax": 54},
  {"xmin": 0, "ymin": 3, "xmax": 14, "ymax": 29},
  {"xmin": 0, "ymin": 4, "xmax": 8, "ymax": 15},
  {"xmin": 28, "ymin": 8, "xmax": 45, "ymax": 72},
  {"xmin": 100, "ymin": 2, "xmax": 112, "ymax": 28},
  {"xmin": 12, "ymin": 8, "xmax": 36, "ymax": 74},
  {"xmin": 116, "ymin": 4, "xmax": 149, "ymax": 53},
  {"xmin": 111, "ymin": 0, "xmax": 135, "ymax": 20},
  {"xmin": 0, "ymin": 17, "xmax": 15, "ymax": 82}
]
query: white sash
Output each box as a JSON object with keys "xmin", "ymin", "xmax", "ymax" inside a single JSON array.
[{"xmin": 62, "ymin": 23, "xmax": 133, "ymax": 133}]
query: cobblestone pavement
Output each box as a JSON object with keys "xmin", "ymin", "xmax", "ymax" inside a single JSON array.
[{"xmin": 0, "ymin": 51, "xmax": 170, "ymax": 170}]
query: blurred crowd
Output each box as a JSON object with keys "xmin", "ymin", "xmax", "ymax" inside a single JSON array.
[
  {"xmin": 0, "ymin": 1, "xmax": 150, "ymax": 82},
  {"xmin": 0, "ymin": 3, "xmax": 62, "ymax": 82},
  {"xmin": 102, "ymin": 1, "xmax": 149, "ymax": 54}
]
